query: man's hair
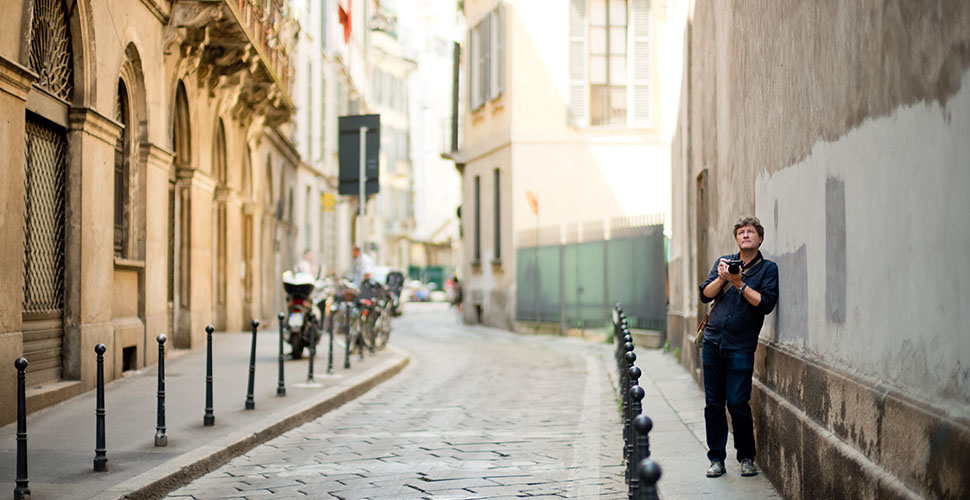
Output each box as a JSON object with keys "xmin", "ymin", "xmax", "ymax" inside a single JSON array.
[{"xmin": 733, "ymin": 216, "xmax": 764, "ymax": 240}]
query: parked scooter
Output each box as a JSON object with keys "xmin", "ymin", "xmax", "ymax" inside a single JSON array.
[
  {"xmin": 282, "ymin": 271, "xmax": 324, "ymax": 359},
  {"xmin": 385, "ymin": 270, "xmax": 405, "ymax": 316}
]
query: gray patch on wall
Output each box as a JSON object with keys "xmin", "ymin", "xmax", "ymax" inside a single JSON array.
[
  {"xmin": 826, "ymin": 177, "xmax": 846, "ymax": 324},
  {"xmin": 775, "ymin": 245, "xmax": 808, "ymax": 344}
]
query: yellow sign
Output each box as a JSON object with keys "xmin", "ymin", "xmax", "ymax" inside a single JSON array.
[{"xmin": 321, "ymin": 193, "xmax": 337, "ymax": 211}]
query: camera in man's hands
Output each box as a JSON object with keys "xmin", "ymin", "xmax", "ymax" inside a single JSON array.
[{"xmin": 727, "ymin": 259, "xmax": 744, "ymax": 274}]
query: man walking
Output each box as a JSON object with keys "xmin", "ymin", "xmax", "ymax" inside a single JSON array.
[{"xmin": 698, "ymin": 216, "xmax": 779, "ymax": 478}]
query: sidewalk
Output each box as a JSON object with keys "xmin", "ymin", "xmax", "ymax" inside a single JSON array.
[
  {"xmin": 622, "ymin": 349, "xmax": 782, "ymax": 500},
  {"xmin": 0, "ymin": 328, "xmax": 409, "ymax": 500}
]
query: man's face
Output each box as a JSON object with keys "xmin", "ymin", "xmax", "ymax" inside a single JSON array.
[
  {"xmin": 353, "ymin": 248, "xmax": 360, "ymax": 258},
  {"xmin": 735, "ymin": 225, "xmax": 762, "ymax": 250}
]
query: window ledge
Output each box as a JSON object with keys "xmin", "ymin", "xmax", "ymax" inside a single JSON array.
[
  {"xmin": 490, "ymin": 258, "xmax": 502, "ymax": 268},
  {"xmin": 471, "ymin": 259, "xmax": 482, "ymax": 272},
  {"xmin": 114, "ymin": 257, "xmax": 145, "ymax": 270}
]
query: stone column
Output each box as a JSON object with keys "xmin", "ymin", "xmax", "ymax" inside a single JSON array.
[
  {"xmin": 144, "ymin": 143, "xmax": 175, "ymax": 365},
  {"xmin": 65, "ymin": 107, "xmax": 123, "ymax": 389}
]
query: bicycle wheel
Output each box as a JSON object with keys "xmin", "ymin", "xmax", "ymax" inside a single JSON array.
[
  {"xmin": 375, "ymin": 304, "xmax": 391, "ymax": 349},
  {"xmin": 346, "ymin": 308, "xmax": 361, "ymax": 352},
  {"xmin": 360, "ymin": 309, "xmax": 377, "ymax": 351}
]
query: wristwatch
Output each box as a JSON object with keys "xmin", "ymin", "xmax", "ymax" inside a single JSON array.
[{"xmin": 739, "ymin": 283, "xmax": 748, "ymax": 293}]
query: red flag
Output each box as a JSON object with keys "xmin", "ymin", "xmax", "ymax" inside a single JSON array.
[
  {"xmin": 338, "ymin": 0, "xmax": 352, "ymax": 43},
  {"xmin": 525, "ymin": 190, "xmax": 538, "ymax": 215}
]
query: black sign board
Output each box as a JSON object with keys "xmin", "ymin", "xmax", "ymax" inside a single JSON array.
[{"xmin": 338, "ymin": 114, "xmax": 381, "ymax": 196}]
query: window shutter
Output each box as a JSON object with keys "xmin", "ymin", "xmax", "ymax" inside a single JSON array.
[
  {"xmin": 481, "ymin": 15, "xmax": 490, "ymax": 105},
  {"xmin": 568, "ymin": 0, "xmax": 588, "ymax": 127},
  {"xmin": 467, "ymin": 30, "xmax": 475, "ymax": 109},
  {"xmin": 632, "ymin": 0, "xmax": 651, "ymax": 126},
  {"xmin": 493, "ymin": 5, "xmax": 505, "ymax": 98}
]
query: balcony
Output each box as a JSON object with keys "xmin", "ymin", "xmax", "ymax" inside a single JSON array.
[{"xmin": 164, "ymin": 0, "xmax": 296, "ymax": 126}]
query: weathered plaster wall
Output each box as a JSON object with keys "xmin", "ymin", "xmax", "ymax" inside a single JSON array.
[{"xmin": 669, "ymin": 1, "xmax": 970, "ymax": 498}]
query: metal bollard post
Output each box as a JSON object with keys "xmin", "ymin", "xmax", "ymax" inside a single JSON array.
[
  {"xmin": 636, "ymin": 458, "xmax": 662, "ymax": 500},
  {"xmin": 155, "ymin": 334, "xmax": 167, "ymax": 447},
  {"xmin": 627, "ymin": 384, "xmax": 645, "ymax": 492},
  {"xmin": 632, "ymin": 413, "xmax": 654, "ymax": 496},
  {"xmin": 277, "ymin": 313, "xmax": 286, "ymax": 396},
  {"xmin": 245, "ymin": 320, "xmax": 258, "ymax": 410},
  {"xmin": 94, "ymin": 344, "xmax": 108, "ymax": 472},
  {"xmin": 307, "ymin": 321, "xmax": 317, "ymax": 383},
  {"xmin": 625, "ymin": 366, "xmax": 642, "ymax": 483},
  {"xmin": 343, "ymin": 307, "xmax": 353, "ymax": 369},
  {"xmin": 14, "ymin": 357, "xmax": 29, "ymax": 500},
  {"xmin": 204, "ymin": 325, "xmax": 215, "ymax": 426},
  {"xmin": 327, "ymin": 303, "xmax": 336, "ymax": 374}
]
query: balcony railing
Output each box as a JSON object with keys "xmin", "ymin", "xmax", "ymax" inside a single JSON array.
[
  {"xmin": 164, "ymin": 0, "xmax": 296, "ymax": 126},
  {"xmin": 227, "ymin": 0, "xmax": 291, "ymax": 92}
]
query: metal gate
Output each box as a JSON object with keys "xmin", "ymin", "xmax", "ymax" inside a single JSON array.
[{"xmin": 23, "ymin": 118, "xmax": 67, "ymax": 386}]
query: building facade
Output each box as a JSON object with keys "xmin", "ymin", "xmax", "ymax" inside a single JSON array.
[
  {"xmin": 453, "ymin": 0, "xmax": 683, "ymax": 329},
  {"xmin": 668, "ymin": 2, "xmax": 970, "ymax": 498},
  {"xmin": 0, "ymin": 0, "xmax": 298, "ymax": 425}
]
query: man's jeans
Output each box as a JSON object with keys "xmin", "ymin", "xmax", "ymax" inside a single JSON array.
[{"xmin": 702, "ymin": 341, "xmax": 756, "ymax": 462}]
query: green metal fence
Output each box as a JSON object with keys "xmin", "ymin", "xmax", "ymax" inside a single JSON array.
[{"xmin": 516, "ymin": 222, "xmax": 665, "ymax": 331}]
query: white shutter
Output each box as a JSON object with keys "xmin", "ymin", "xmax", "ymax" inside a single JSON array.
[
  {"xmin": 569, "ymin": 0, "xmax": 588, "ymax": 127},
  {"xmin": 632, "ymin": 0, "xmax": 651, "ymax": 126},
  {"xmin": 481, "ymin": 15, "xmax": 490, "ymax": 105},
  {"xmin": 467, "ymin": 29, "xmax": 475, "ymax": 109},
  {"xmin": 493, "ymin": 5, "xmax": 505, "ymax": 98}
]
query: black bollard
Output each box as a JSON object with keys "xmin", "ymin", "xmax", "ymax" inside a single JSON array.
[
  {"xmin": 245, "ymin": 320, "xmax": 258, "ymax": 410},
  {"xmin": 627, "ymin": 385, "xmax": 646, "ymax": 492},
  {"xmin": 636, "ymin": 458, "xmax": 662, "ymax": 500},
  {"xmin": 94, "ymin": 343, "xmax": 108, "ymax": 472},
  {"xmin": 344, "ymin": 305, "xmax": 353, "ymax": 369},
  {"xmin": 327, "ymin": 303, "xmax": 336, "ymax": 374},
  {"xmin": 307, "ymin": 321, "xmax": 317, "ymax": 383},
  {"xmin": 277, "ymin": 313, "xmax": 286, "ymax": 396},
  {"xmin": 625, "ymin": 367, "xmax": 643, "ymax": 484},
  {"xmin": 14, "ymin": 357, "xmax": 29, "ymax": 500},
  {"xmin": 204, "ymin": 325, "xmax": 215, "ymax": 426},
  {"xmin": 155, "ymin": 334, "xmax": 167, "ymax": 447},
  {"xmin": 633, "ymin": 413, "xmax": 653, "ymax": 462}
]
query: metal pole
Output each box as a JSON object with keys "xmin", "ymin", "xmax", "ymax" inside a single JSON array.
[
  {"xmin": 327, "ymin": 302, "xmax": 336, "ymax": 374},
  {"xmin": 628, "ymin": 384, "xmax": 645, "ymax": 494},
  {"xmin": 277, "ymin": 313, "xmax": 286, "ymax": 396},
  {"xmin": 636, "ymin": 458, "xmax": 662, "ymax": 500},
  {"xmin": 307, "ymin": 321, "xmax": 317, "ymax": 383},
  {"xmin": 359, "ymin": 125, "xmax": 368, "ymax": 252},
  {"xmin": 94, "ymin": 344, "xmax": 108, "ymax": 472},
  {"xmin": 245, "ymin": 320, "xmax": 258, "ymax": 410},
  {"xmin": 155, "ymin": 334, "xmax": 167, "ymax": 447},
  {"xmin": 344, "ymin": 305, "xmax": 353, "ymax": 369},
  {"xmin": 14, "ymin": 357, "xmax": 29, "ymax": 500},
  {"xmin": 204, "ymin": 325, "xmax": 215, "ymax": 426}
]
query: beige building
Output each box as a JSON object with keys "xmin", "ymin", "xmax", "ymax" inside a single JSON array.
[
  {"xmin": 0, "ymin": 0, "xmax": 298, "ymax": 425},
  {"xmin": 366, "ymin": 12, "xmax": 417, "ymax": 270},
  {"xmin": 668, "ymin": 2, "xmax": 970, "ymax": 498},
  {"xmin": 454, "ymin": 0, "xmax": 683, "ymax": 329}
]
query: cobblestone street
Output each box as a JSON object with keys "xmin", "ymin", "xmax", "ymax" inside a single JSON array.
[{"xmin": 165, "ymin": 303, "xmax": 626, "ymax": 499}]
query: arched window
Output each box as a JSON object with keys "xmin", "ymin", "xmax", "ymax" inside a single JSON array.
[
  {"xmin": 215, "ymin": 120, "xmax": 227, "ymax": 185},
  {"xmin": 23, "ymin": 0, "xmax": 74, "ymax": 385},
  {"xmin": 114, "ymin": 79, "xmax": 131, "ymax": 256},
  {"xmin": 173, "ymin": 81, "xmax": 191, "ymax": 310}
]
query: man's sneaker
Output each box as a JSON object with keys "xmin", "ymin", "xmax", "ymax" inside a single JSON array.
[
  {"xmin": 706, "ymin": 460, "xmax": 725, "ymax": 478},
  {"xmin": 740, "ymin": 458, "xmax": 759, "ymax": 476}
]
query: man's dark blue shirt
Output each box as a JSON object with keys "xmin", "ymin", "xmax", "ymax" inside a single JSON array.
[{"xmin": 699, "ymin": 251, "xmax": 779, "ymax": 351}]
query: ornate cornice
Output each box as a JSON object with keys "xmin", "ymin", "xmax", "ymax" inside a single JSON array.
[
  {"xmin": 0, "ymin": 55, "xmax": 37, "ymax": 101},
  {"xmin": 68, "ymin": 107, "xmax": 123, "ymax": 146}
]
